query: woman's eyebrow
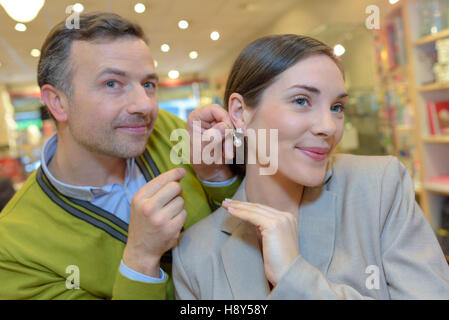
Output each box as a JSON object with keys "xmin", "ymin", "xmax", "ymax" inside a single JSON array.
[
  {"xmin": 289, "ymin": 85, "xmax": 348, "ymax": 99},
  {"xmin": 289, "ymin": 85, "xmax": 321, "ymax": 94}
]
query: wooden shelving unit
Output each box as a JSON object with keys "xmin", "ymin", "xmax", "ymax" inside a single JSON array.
[
  {"xmin": 400, "ymin": 0, "xmax": 449, "ymax": 230},
  {"xmin": 376, "ymin": 0, "xmax": 449, "ymax": 234}
]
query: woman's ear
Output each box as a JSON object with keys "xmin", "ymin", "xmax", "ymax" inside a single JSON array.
[
  {"xmin": 40, "ymin": 84, "xmax": 69, "ymax": 123},
  {"xmin": 228, "ymin": 92, "xmax": 249, "ymax": 131}
]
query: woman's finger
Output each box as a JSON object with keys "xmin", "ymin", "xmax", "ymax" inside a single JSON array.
[
  {"xmin": 223, "ymin": 200, "xmax": 279, "ymax": 217},
  {"xmin": 226, "ymin": 206, "xmax": 275, "ymax": 229}
]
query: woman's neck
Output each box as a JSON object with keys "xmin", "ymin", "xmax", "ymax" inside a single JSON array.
[
  {"xmin": 245, "ymin": 164, "xmax": 304, "ymax": 216},
  {"xmin": 47, "ymin": 131, "xmax": 126, "ymax": 187}
]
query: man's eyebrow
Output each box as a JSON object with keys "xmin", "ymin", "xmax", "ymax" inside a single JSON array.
[
  {"xmin": 290, "ymin": 85, "xmax": 348, "ymax": 99},
  {"xmin": 96, "ymin": 68, "xmax": 159, "ymax": 82},
  {"xmin": 97, "ymin": 68, "xmax": 128, "ymax": 78},
  {"xmin": 145, "ymin": 73, "xmax": 159, "ymax": 82}
]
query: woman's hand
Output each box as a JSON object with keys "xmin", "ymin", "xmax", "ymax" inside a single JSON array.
[{"xmin": 222, "ymin": 199, "xmax": 300, "ymax": 287}]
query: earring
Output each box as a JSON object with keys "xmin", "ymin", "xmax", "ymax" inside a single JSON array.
[{"xmin": 233, "ymin": 128, "xmax": 243, "ymax": 147}]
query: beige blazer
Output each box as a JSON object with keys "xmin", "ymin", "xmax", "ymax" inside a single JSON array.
[{"xmin": 173, "ymin": 154, "xmax": 449, "ymax": 299}]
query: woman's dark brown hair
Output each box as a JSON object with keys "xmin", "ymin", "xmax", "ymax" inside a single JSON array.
[{"xmin": 223, "ymin": 34, "xmax": 343, "ymax": 175}]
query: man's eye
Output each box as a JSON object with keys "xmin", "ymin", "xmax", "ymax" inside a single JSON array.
[{"xmin": 143, "ymin": 82, "xmax": 156, "ymax": 89}]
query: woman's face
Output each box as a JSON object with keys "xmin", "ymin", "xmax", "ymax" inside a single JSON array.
[{"xmin": 244, "ymin": 54, "xmax": 347, "ymax": 187}]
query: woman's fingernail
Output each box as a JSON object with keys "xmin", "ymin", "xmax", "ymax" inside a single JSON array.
[
  {"xmin": 227, "ymin": 206, "xmax": 234, "ymax": 212},
  {"xmin": 223, "ymin": 198, "xmax": 231, "ymax": 204}
]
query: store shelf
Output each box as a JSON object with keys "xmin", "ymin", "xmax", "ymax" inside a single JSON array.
[
  {"xmin": 422, "ymin": 136, "xmax": 449, "ymax": 144},
  {"xmin": 413, "ymin": 28, "xmax": 449, "ymax": 46},
  {"xmin": 423, "ymin": 183, "xmax": 449, "ymax": 196},
  {"xmin": 418, "ymin": 82, "xmax": 449, "ymax": 92}
]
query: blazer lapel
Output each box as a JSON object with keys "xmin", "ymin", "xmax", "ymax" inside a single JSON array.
[
  {"xmin": 220, "ymin": 181, "xmax": 270, "ymax": 299},
  {"xmin": 220, "ymin": 220, "xmax": 270, "ymax": 299},
  {"xmin": 218, "ymin": 167, "xmax": 338, "ymax": 298},
  {"xmin": 298, "ymin": 186, "xmax": 337, "ymax": 275}
]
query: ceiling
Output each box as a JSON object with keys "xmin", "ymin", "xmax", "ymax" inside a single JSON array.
[{"xmin": 0, "ymin": 0, "xmax": 390, "ymax": 85}]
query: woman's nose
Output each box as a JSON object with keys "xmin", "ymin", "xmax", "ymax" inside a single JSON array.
[{"xmin": 311, "ymin": 110, "xmax": 337, "ymax": 137}]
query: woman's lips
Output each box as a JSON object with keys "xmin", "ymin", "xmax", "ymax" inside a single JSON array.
[{"xmin": 295, "ymin": 147, "xmax": 330, "ymax": 161}]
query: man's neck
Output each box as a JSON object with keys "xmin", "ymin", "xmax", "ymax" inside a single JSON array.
[
  {"xmin": 47, "ymin": 133, "xmax": 126, "ymax": 187},
  {"xmin": 245, "ymin": 165, "xmax": 304, "ymax": 216}
]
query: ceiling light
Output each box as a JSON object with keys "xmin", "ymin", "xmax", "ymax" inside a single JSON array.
[
  {"xmin": 154, "ymin": 60, "xmax": 158, "ymax": 68},
  {"xmin": 189, "ymin": 51, "xmax": 198, "ymax": 59},
  {"xmin": 334, "ymin": 44, "xmax": 345, "ymax": 57},
  {"xmin": 30, "ymin": 49, "xmax": 40, "ymax": 57},
  {"xmin": 210, "ymin": 31, "xmax": 220, "ymax": 41},
  {"xmin": 0, "ymin": 0, "xmax": 45, "ymax": 23},
  {"xmin": 161, "ymin": 44, "xmax": 170, "ymax": 52},
  {"xmin": 134, "ymin": 3, "xmax": 146, "ymax": 13},
  {"xmin": 73, "ymin": 3, "xmax": 84, "ymax": 13},
  {"xmin": 389, "ymin": 0, "xmax": 399, "ymax": 4},
  {"xmin": 178, "ymin": 20, "xmax": 189, "ymax": 30},
  {"xmin": 15, "ymin": 23, "xmax": 27, "ymax": 32},
  {"xmin": 168, "ymin": 70, "xmax": 179, "ymax": 79}
]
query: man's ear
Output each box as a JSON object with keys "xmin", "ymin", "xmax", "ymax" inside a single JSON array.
[
  {"xmin": 40, "ymin": 84, "xmax": 69, "ymax": 123},
  {"xmin": 228, "ymin": 93, "xmax": 252, "ymax": 132}
]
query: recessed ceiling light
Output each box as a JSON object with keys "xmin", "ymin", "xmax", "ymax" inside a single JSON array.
[
  {"xmin": 210, "ymin": 31, "xmax": 220, "ymax": 41},
  {"xmin": 73, "ymin": 3, "xmax": 84, "ymax": 13},
  {"xmin": 15, "ymin": 23, "xmax": 27, "ymax": 32},
  {"xmin": 389, "ymin": 0, "xmax": 399, "ymax": 4},
  {"xmin": 178, "ymin": 20, "xmax": 189, "ymax": 30},
  {"xmin": 134, "ymin": 3, "xmax": 146, "ymax": 13},
  {"xmin": 333, "ymin": 44, "xmax": 345, "ymax": 57},
  {"xmin": 30, "ymin": 49, "xmax": 41, "ymax": 57},
  {"xmin": 189, "ymin": 51, "xmax": 198, "ymax": 59},
  {"xmin": 161, "ymin": 44, "xmax": 170, "ymax": 52},
  {"xmin": 168, "ymin": 70, "xmax": 179, "ymax": 79}
]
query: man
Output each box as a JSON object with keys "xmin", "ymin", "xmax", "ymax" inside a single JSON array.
[{"xmin": 0, "ymin": 12, "xmax": 239, "ymax": 299}]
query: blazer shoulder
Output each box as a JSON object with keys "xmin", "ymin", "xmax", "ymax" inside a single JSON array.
[{"xmin": 330, "ymin": 153, "xmax": 403, "ymax": 182}]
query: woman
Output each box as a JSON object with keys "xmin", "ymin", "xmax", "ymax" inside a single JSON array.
[{"xmin": 172, "ymin": 34, "xmax": 449, "ymax": 299}]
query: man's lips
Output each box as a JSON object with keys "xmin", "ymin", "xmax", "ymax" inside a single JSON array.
[
  {"xmin": 295, "ymin": 146, "xmax": 330, "ymax": 161},
  {"xmin": 116, "ymin": 123, "xmax": 149, "ymax": 134}
]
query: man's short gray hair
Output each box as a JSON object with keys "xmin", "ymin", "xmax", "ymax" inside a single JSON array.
[{"xmin": 37, "ymin": 12, "xmax": 148, "ymax": 119}]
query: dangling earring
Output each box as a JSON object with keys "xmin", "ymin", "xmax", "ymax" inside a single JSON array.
[{"xmin": 233, "ymin": 128, "xmax": 243, "ymax": 147}]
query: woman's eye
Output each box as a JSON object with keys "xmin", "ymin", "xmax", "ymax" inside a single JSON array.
[
  {"xmin": 294, "ymin": 97, "xmax": 309, "ymax": 107},
  {"xmin": 106, "ymin": 80, "xmax": 119, "ymax": 88},
  {"xmin": 331, "ymin": 103, "xmax": 345, "ymax": 113}
]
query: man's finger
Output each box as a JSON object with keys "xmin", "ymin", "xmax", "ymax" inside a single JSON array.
[
  {"xmin": 134, "ymin": 168, "xmax": 185, "ymax": 200},
  {"xmin": 188, "ymin": 104, "xmax": 232, "ymax": 129},
  {"xmin": 148, "ymin": 181, "xmax": 184, "ymax": 212}
]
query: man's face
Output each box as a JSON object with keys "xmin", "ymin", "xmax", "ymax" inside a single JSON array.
[{"xmin": 66, "ymin": 37, "xmax": 159, "ymax": 159}]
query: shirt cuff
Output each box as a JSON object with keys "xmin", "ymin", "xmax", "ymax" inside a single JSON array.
[
  {"xmin": 119, "ymin": 260, "xmax": 167, "ymax": 283},
  {"xmin": 201, "ymin": 175, "xmax": 238, "ymax": 187}
]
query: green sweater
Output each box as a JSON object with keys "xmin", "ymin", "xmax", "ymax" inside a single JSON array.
[{"xmin": 0, "ymin": 109, "xmax": 241, "ymax": 300}]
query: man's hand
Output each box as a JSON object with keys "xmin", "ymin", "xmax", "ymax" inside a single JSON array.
[
  {"xmin": 123, "ymin": 168, "xmax": 187, "ymax": 278},
  {"xmin": 187, "ymin": 104, "xmax": 235, "ymax": 182}
]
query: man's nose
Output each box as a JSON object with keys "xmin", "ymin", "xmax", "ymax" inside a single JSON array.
[{"xmin": 126, "ymin": 85, "xmax": 154, "ymax": 115}]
